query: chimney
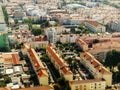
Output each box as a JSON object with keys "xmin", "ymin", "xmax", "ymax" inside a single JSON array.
[{"xmin": 91, "ymin": 59, "xmax": 93, "ymax": 64}]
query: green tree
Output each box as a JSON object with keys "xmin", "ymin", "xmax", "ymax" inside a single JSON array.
[
  {"xmin": 105, "ymin": 50, "xmax": 120, "ymax": 71},
  {"xmin": 0, "ymin": 82, "xmax": 6, "ymax": 87},
  {"xmin": 14, "ymin": 19, "xmax": 18, "ymax": 24},
  {"xmin": 57, "ymin": 77, "xmax": 65, "ymax": 86},
  {"xmin": 41, "ymin": 21, "xmax": 51, "ymax": 28},
  {"xmin": 40, "ymin": 54, "xmax": 50, "ymax": 62},
  {"xmin": 32, "ymin": 26, "xmax": 42, "ymax": 36},
  {"xmin": 23, "ymin": 19, "xmax": 32, "ymax": 30},
  {"xmin": 117, "ymin": 63, "xmax": 120, "ymax": 71},
  {"xmin": 66, "ymin": 57, "xmax": 73, "ymax": 66},
  {"xmin": 3, "ymin": 75, "xmax": 11, "ymax": 84}
]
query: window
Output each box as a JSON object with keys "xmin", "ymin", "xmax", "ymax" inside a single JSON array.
[{"xmin": 75, "ymin": 86, "xmax": 78, "ymax": 90}]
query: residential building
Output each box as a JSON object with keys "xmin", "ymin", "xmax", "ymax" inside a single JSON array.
[
  {"xmin": 24, "ymin": 41, "xmax": 48, "ymax": 49},
  {"xmin": 27, "ymin": 47, "xmax": 49, "ymax": 85},
  {"xmin": 8, "ymin": 29, "xmax": 34, "ymax": 45},
  {"xmin": 44, "ymin": 26, "xmax": 66, "ymax": 35},
  {"xmin": 0, "ymin": 85, "xmax": 53, "ymax": 90},
  {"xmin": 76, "ymin": 38, "xmax": 88, "ymax": 51},
  {"xmin": 21, "ymin": 74, "xmax": 30, "ymax": 84},
  {"xmin": 57, "ymin": 34, "xmax": 79, "ymax": 43},
  {"xmin": 0, "ymin": 52, "xmax": 21, "ymax": 75},
  {"xmin": 46, "ymin": 44, "xmax": 73, "ymax": 81},
  {"xmin": 18, "ymin": 85, "xmax": 53, "ymax": 90},
  {"xmin": 108, "ymin": 21, "xmax": 120, "ymax": 32},
  {"xmin": 85, "ymin": 21, "xmax": 106, "ymax": 33},
  {"xmin": 46, "ymin": 28, "xmax": 56, "ymax": 44},
  {"xmin": 80, "ymin": 52, "xmax": 112, "ymax": 86},
  {"xmin": 69, "ymin": 79, "xmax": 106, "ymax": 90}
]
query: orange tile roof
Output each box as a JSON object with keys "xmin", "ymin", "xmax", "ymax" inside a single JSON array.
[
  {"xmin": 12, "ymin": 54, "xmax": 20, "ymax": 64},
  {"xmin": 27, "ymin": 48, "xmax": 48, "ymax": 77},
  {"xmin": 17, "ymin": 85, "xmax": 53, "ymax": 90},
  {"xmin": 2, "ymin": 53, "xmax": 20, "ymax": 65},
  {"xmin": 81, "ymin": 52, "xmax": 111, "ymax": 75},
  {"xmin": 0, "ymin": 88, "xmax": 9, "ymax": 90},
  {"xmin": 47, "ymin": 45, "xmax": 72, "ymax": 74},
  {"xmin": 86, "ymin": 21, "xmax": 103, "ymax": 27},
  {"xmin": 76, "ymin": 38, "xmax": 87, "ymax": 46}
]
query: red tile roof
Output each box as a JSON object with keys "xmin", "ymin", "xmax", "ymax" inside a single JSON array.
[
  {"xmin": 27, "ymin": 48, "xmax": 48, "ymax": 77},
  {"xmin": 76, "ymin": 38, "xmax": 87, "ymax": 46},
  {"xmin": 12, "ymin": 54, "xmax": 20, "ymax": 64},
  {"xmin": 17, "ymin": 85, "xmax": 53, "ymax": 90},
  {"xmin": 81, "ymin": 52, "xmax": 111, "ymax": 75},
  {"xmin": 86, "ymin": 21, "xmax": 102, "ymax": 27},
  {"xmin": 47, "ymin": 45, "xmax": 72, "ymax": 75},
  {"xmin": 2, "ymin": 53, "xmax": 20, "ymax": 65}
]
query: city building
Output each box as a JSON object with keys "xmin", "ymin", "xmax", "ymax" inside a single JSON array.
[
  {"xmin": 46, "ymin": 44, "xmax": 73, "ymax": 81},
  {"xmin": 80, "ymin": 52, "xmax": 112, "ymax": 86},
  {"xmin": 18, "ymin": 85, "xmax": 54, "ymax": 90},
  {"xmin": 46, "ymin": 28, "xmax": 57, "ymax": 44},
  {"xmin": 85, "ymin": 21, "xmax": 106, "ymax": 33},
  {"xmin": 108, "ymin": 21, "xmax": 120, "ymax": 32},
  {"xmin": 0, "ymin": 85, "xmax": 53, "ymax": 90},
  {"xmin": 69, "ymin": 79, "xmax": 106, "ymax": 90},
  {"xmin": 24, "ymin": 40, "xmax": 48, "ymax": 50},
  {"xmin": 27, "ymin": 48, "xmax": 49, "ymax": 85},
  {"xmin": 0, "ymin": 52, "xmax": 20, "ymax": 73},
  {"xmin": 76, "ymin": 38, "xmax": 88, "ymax": 51}
]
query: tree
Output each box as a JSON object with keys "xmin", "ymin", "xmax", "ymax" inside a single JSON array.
[
  {"xmin": 23, "ymin": 19, "xmax": 32, "ymax": 30},
  {"xmin": 40, "ymin": 54, "xmax": 50, "ymax": 62},
  {"xmin": 3, "ymin": 75, "xmax": 11, "ymax": 84},
  {"xmin": 57, "ymin": 77, "xmax": 65, "ymax": 86},
  {"xmin": 66, "ymin": 57, "xmax": 73, "ymax": 66},
  {"xmin": 105, "ymin": 50, "xmax": 120, "ymax": 71},
  {"xmin": 32, "ymin": 26, "xmax": 42, "ymax": 36},
  {"xmin": 41, "ymin": 21, "xmax": 51, "ymax": 28},
  {"xmin": 14, "ymin": 19, "xmax": 18, "ymax": 24},
  {"xmin": 117, "ymin": 63, "xmax": 120, "ymax": 71}
]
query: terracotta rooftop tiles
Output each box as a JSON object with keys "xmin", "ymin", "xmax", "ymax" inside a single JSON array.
[
  {"xmin": 12, "ymin": 54, "xmax": 20, "ymax": 64},
  {"xmin": 47, "ymin": 45, "xmax": 72, "ymax": 74},
  {"xmin": 81, "ymin": 52, "xmax": 111, "ymax": 75},
  {"xmin": 76, "ymin": 38, "xmax": 87, "ymax": 46},
  {"xmin": 2, "ymin": 53, "xmax": 20, "ymax": 65},
  {"xmin": 16, "ymin": 85, "xmax": 53, "ymax": 90},
  {"xmin": 86, "ymin": 21, "xmax": 103, "ymax": 27},
  {"xmin": 27, "ymin": 48, "xmax": 48, "ymax": 77}
]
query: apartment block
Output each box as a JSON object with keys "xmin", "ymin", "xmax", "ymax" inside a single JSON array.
[
  {"xmin": 85, "ymin": 21, "xmax": 106, "ymax": 33},
  {"xmin": 69, "ymin": 79, "xmax": 106, "ymax": 90},
  {"xmin": 46, "ymin": 44, "xmax": 73, "ymax": 81},
  {"xmin": 76, "ymin": 38, "xmax": 88, "ymax": 51},
  {"xmin": 25, "ymin": 41, "xmax": 48, "ymax": 49},
  {"xmin": 80, "ymin": 52, "xmax": 112, "ymax": 86},
  {"xmin": 27, "ymin": 48, "xmax": 48, "ymax": 85}
]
